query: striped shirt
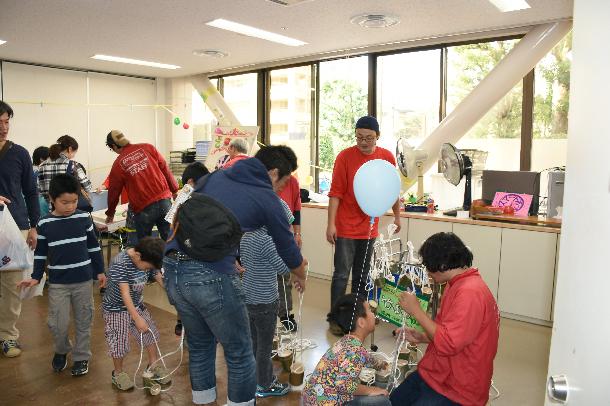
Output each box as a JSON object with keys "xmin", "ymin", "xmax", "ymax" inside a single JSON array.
[
  {"xmin": 37, "ymin": 153, "xmax": 92, "ymax": 202},
  {"xmin": 102, "ymin": 251, "xmax": 157, "ymax": 312},
  {"xmin": 32, "ymin": 210, "xmax": 104, "ymax": 284},
  {"xmin": 240, "ymin": 200, "xmax": 293, "ymax": 305}
]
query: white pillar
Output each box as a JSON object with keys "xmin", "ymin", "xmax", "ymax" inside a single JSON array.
[
  {"xmin": 403, "ymin": 21, "xmax": 572, "ymax": 190},
  {"xmin": 190, "ymin": 75, "xmax": 241, "ymax": 127}
]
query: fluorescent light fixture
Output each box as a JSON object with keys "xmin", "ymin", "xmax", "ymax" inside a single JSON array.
[
  {"xmin": 91, "ymin": 54, "xmax": 181, "ymax": 70},
  {"xmin": 206, "ymin": 18, "xmax": 307, "ymax": 47},
  {"xmin": 489, "ymin": 0, "xmax": 531, "ymax": 12},
  {"xmin": 0, "ymin": 39, "xmax": 6, "ymax": 46}
]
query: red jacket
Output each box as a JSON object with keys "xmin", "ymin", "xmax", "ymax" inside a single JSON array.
[
  {"xmin": 105, "ymin": 143, "xmax": 178, "ymax": 216},
  {"xmin": 418, "ymin": 268, "xmax": 500, "ymax": 406},
  {"xmin": 328, "ymin": 146, "xmax": 396, "ymax": 239}
]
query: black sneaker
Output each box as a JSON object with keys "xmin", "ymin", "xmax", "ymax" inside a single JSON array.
[
  {"xmin": 175, "ymin": 320, "xmax": 183, "ymax": 336},
  {"xmin": 52, "ymin": 353, "xmax": 68, "ymax": 372},
  {"xmin": 71, "ymin": 360, "xmax": 89, "ymax": 376},
  {"xmin": 280, "ymin": 314, "xmax": 297, "ymax": 332}
]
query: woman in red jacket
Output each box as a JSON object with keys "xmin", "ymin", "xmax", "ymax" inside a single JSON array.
[{"xmin": 391, "ymin": 232, "xmax": 500, "ymax": 406}]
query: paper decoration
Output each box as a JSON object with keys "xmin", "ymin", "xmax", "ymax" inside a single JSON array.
[
  {"xmin": 492, "ymin": 192, "xmax": 533, "ymax": 217},
  {"xmin": 204, "ymin": 126, "xmax": 259, "ymax": 171},
  {"xmin": 377, "ymin": 281, "xmax": 429, "ymax": 331}
]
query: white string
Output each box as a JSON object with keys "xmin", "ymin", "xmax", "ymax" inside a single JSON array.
[
  {"xmin": 133, "ymin": 327, "xmax": 185, "ymax": 392},
  {"xmin": 490, "ymin": 380, "xmax": 501, "ymax": 401},
  {"xmin": 347, "ymin": 220, "xmax": 375, "ymax": 332}
]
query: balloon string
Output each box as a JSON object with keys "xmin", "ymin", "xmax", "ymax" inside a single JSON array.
[{"xmin": 347, "ymin": 220, "xmax": 375, "ymax": 332}]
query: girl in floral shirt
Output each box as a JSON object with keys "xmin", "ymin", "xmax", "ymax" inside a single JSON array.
[{"xmin": 302, "ymin": 294, "xmax": 390, "ymax": 405}]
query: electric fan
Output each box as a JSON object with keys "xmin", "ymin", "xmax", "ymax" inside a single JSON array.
[
  {"xmin": 439, "ymin": 143, "xmax": 473, "ymax": 214},
  {"xmin": 396, "ymin": 138, "xmax": 428, "ymax": 201}
]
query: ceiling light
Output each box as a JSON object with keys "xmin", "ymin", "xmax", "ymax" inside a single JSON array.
[
  {"xmin": 206, "ymin": 18, "xmax": 307, "ymax": 47},
  {"xmin": 0, "ymin": 40, "xmax": 6, "ymax": 46},
  {"xmin": 91, "ymin": 54, "xmax": 181, "ymax": 70},
  {"xmin": 350, "ymin": 14, "xmax": 400, "ymax": 29},
  {"xmin": 193, "ymin": 49, "xmax": 229, "ymax": 58},
  {"xmin": 489, "ymin": 0, "xmax": 531, "ymax": 12}
]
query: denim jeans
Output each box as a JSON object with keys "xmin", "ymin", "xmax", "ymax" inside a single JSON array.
[
  {"xmin": 347, "ymin": 395, "xmax": 392, "ymax": 405},
  {"xmin": 389, "ymin": 371, "xmax": 460, "ymax": 406},
  {"xmin": 246, "ymin": 300, "xmax": 278, "ymax": 388},
  {"xmin": 330, "ymin": 237, "xmax": 376, "ymax": 313},
  {"xmin": 163, "ymin": 256, "xmax": 256, "ymax": 405},
  {"xmin": 133, "ymin": 198, "xmax": 171, "ymax": 241}
]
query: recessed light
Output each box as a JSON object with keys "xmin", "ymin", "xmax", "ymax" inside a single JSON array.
[
  {"xmin": 351, "ymin": 14, "xmax": 400, "ymax": 29},
  {"xmin": 193, "ymin": 49, "xmax": 229, "ymax": 58},
  {"xmin": 91, "ymin": 54, "xmax": 181, "ymax": 70},
  {"xmin": 489, "ymin": 0, "xmax": 531, "ymax": 12},
  {"xmin": 0, "ymin": 39, "xmax": 6, "ymax": 46},
  {"xmin": 206, "ymin": 18, "xmax": 307, "ymax": 47}
]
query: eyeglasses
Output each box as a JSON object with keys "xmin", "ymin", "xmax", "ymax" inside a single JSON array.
[{"xmin": 355, "ymin": 135, "xmax": 376, "ymax": 142}]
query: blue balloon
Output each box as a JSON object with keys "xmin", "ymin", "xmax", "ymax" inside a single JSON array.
[{"xmin": 353, "ymin": 159, "xmax": 400, "ymax": 218}]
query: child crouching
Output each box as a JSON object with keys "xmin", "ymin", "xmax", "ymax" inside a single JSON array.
[
  {"xmin": 302, "ymin": 294, "xmax": 391, "ymax": 405},
  {"xmin": 101, "ymin": 237, "xmax": 170, "ymax": 390}
]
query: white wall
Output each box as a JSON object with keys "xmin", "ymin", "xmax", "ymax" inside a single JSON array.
[{"xmin": 1, "ymin": 62, "xmax": 161, "ymax": 187}]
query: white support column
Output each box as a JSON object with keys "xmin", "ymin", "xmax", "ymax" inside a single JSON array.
[
  {"xmin": 403, "ymin": 21, "xmax": 572, "ymax": 190},
  {"xmin": 190, "ymin": 75, "xmax": 241, "ymax": 127}
]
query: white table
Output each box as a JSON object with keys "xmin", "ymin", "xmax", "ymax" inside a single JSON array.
[{"xmin": 91, "ymin": 204, "xmax": 129, "ymax": 266}]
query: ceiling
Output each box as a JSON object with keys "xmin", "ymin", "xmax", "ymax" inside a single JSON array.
[{"xmin": 0, "ymin": 0, "xmax": 573, "ymax": 79}]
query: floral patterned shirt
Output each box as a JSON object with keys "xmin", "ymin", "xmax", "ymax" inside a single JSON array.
[{"xmin": 302, "ymin": 335, "xmax": 382, "ymax": 405}]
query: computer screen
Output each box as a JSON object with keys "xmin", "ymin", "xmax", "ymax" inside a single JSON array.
[{"xmin": 481, "ymin": 170, "xmax": 540, "ymax": 215}]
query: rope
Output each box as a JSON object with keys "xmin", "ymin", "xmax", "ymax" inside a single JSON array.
[
  {"xmin": 133, "ymin": 327, "xmax": 185, "ymax": 392},
  {"xmin": 347, "ymin": 219, "xmax": 375, "ymax": 332}
]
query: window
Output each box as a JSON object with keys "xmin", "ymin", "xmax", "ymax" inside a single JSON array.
[
  {"xmin": 269, "ymin": 66, "xmax": 313, "ymax": 183},
  {"xmin": 222, "ymin": 73, "xmax": 258, "ymax": 126},
  {"xmin": 318, "ymin": 56, "xmax": 368, "ymax": 193}
]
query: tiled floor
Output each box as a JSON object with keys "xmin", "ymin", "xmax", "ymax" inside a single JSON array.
[{"xmin": 4, "ymin": 277, "xmax": 551, "ymax": 405}]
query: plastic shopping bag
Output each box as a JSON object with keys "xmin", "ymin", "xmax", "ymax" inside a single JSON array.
[
  {"xmin": 19, "ymin": 271, "xmax": 45, "ymax": 300},
  {"xmin": 0, "ymin": 204, "xmax": 34, "ymax": 271}
]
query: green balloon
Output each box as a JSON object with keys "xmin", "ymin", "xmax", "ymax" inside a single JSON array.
[{"xmin": 174, "ymin": 117, "xmax": 181, "ymax": 125}]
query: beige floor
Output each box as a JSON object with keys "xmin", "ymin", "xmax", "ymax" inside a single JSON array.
[{"xmin": 145, "ymin": 276, "xmax": 551, "ymax": 405}]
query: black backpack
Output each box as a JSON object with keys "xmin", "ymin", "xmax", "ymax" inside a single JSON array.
[{"xmin": 171, "ymin": 176, "xmax": 243, "ymax": 262}]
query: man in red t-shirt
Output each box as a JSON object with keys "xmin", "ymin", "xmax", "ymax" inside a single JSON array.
[
  {"xmin": 325, "ymin": 116, "xmax": 401, "ymax": 335},
  {"xmin": 393, "ymin": 232, "xmax": 500, "ymax": 406},
  {"xmin": 221, "ymin": 138, "xmax": 250, "ymax": 169},
  {"xmin": 104, "ymin": 130, "xmax": 178, "ymax": 241}
]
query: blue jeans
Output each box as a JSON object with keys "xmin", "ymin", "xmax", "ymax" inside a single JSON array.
[
  {"xmin": 330, "ymin": 237, "xmax": 376, "ymax": 314},
  {"xmin": 390, "ymin": 371, "xmax": 460, "ymax": 406},
  {"xmin": 133, "ymin": 198, "xmax": 171, "ymax": 241},
  {"xmin": 163, "ymin": 257, "xmax": 256, "ymax": 405}
]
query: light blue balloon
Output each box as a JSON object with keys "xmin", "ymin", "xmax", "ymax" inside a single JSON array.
[{"xmin": 353, "ymin": 159, "xmax": 401, "ymax": 218}]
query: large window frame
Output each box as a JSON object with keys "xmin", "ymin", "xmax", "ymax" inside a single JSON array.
[{"xmin": 209, "ymin": 33, "xmax": 568, "ymax": 191}]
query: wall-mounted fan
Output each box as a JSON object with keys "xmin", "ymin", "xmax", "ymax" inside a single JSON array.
[
  {"xmin": 439, "ymin": 143, "xmax": 474, "ymax": 213},
  {"xmin": 396, "ymin": 138, "xmax": 428, "ymax": 201}
]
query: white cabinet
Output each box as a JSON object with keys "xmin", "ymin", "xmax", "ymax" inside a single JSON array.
[
  {"xmin": 498, "ymin": 229, "xmax": 558, "ymax": 322},
  {"xmin": 301, "ymin": 208, "xmax": 334, "ymax": 279},
  {"xmin": 407, "ymin": 218, "xmax": 453, "ymax": 251},
  {"xmin": 453, "ymin": 223, "xmax": 502, "ymax": 299}
]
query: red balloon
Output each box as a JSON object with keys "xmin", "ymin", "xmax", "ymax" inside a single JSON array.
[{"xmin": 183, "ymin": 123, "xmax": 190, "ymax": 130}]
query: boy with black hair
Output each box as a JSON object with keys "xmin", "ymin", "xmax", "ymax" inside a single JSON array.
[
  {"xmin": 102, "ymin": 237, "xmax": 170, "ymax": 391},
  {"xmin": 303, "ymin": 293, "xmax": 390, "ymax": 406},
  {"xmin": 18, "ymin": 174, "xmax": 106, "ymax": 376},
  {"xmin": 163, "ymin": 145, "xmax": 306, "ymax": 406},
  {"xmin": 392, "ymin": 232, "xmax": 499, "ymax": 406}
]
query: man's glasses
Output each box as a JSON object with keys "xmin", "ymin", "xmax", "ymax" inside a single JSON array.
[{"xmin": 355, "ymin": 135, "xmax": 376, "ymax": 142}]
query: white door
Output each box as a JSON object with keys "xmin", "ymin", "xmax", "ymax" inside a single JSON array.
[{"xmin": 545, "ymin": 1, "xmax": 610, "ymax": 404}]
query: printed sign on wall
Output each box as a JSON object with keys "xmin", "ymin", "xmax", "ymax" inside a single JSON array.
[
  {"xmin": 205, "ymin": 126, "xmax": 259, "ymax": 171},
  {"xmin": 492, "ymin": 192, "xmax": 533, "ymax": 217}
]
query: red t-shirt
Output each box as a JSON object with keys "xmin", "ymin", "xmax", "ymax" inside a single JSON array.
[
  {"xmin": 328, "ymin": 146, "xmax": 396, "ymax": 239},
  {"xmin": 222, "ymin": 154, "xmax": 249, "ymax": 169},
  {"xmin": 106, "ymin": 143, "xmax": 178, "ymax": 216},
  {"xmin": 418, "ymin": 268, "xmax": 500, "ymax": 406},
  {"xmin": 278, "ymin": 175, "xmax": 301, "ymax": 213}
]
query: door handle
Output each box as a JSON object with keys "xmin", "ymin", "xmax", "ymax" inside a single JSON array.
[{"xmin": 547, "ymin": 374, "xmax": 569, "ymax": 403}]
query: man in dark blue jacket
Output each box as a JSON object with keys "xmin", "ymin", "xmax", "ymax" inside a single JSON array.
[
  {"xmin": 163, "ymin": 146, "xmax": 306, "ymax": 406},
  {"xmin": 0, "ymin": 101, "xmax": 40, "ymax": 358}
]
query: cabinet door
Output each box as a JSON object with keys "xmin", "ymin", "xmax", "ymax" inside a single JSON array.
[
  {"xmin": 453, "ymin": 223, "xmax": 502, "ymax": 299},
  {"xmin": 301, "ymin": 207, "xmax": 334, "ymax": 279},
  {"xmin": 407, "ymin": 218, "xmax": 453, "ymax": 251},
  {"xmin": 498, "ymin": 229, "xmax": 558, "ymax": 321}
]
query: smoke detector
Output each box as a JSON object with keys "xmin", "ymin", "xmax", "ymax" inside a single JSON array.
[
  {"xmin": 193, "ymin": 49, "xmax": 229, "ymax": 58},
  {"xmin": 350, "ymin": 14, "xmax": 400, "ymax": 28}
]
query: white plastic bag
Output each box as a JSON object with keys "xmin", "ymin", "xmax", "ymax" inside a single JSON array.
[
  {"xmin": 19, "ymin": 271, "xmax": 45, "ymax": 300},
  {"xmin": 0, "ymin": 204, "xmax": 34, "ymax": 271}
]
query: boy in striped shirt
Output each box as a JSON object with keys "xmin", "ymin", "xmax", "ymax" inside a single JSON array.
[
  {"xmin": 240, "ymin": 199, "xmax": 295, "ymax": 398},
  {"xmin": 18, "ymin": 173, "xmax": 106, "ymax": 376}
]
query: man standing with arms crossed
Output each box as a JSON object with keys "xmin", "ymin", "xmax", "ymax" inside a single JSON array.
[{"xmin": 326, "ymin": 116, "xmax": 401, "ymax": 335}]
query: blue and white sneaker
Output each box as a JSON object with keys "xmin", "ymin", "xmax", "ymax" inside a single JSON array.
[{"xmin": 256, "ymin": 379, "xmax": 289, "ymax": 398}]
